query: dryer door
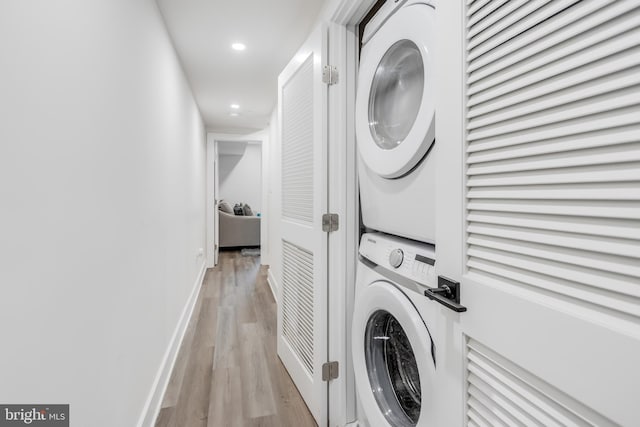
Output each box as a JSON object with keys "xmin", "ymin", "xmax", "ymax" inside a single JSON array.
[
  {"xmin": 352, "ymin": 281, "xmax": 436, "ymax": 427},
  {"xmin": 356, "ymin": 4, "xmax": 436, "ymax": 179}
]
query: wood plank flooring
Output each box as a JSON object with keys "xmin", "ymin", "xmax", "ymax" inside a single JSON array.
[{"xmin": 156, "ymin": 251, "xmax": 317, "ymax": 427}]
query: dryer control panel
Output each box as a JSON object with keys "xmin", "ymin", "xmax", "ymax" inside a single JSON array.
[{"xmin": 359, "ymin": 232, "xmax": 436, "ymax": 287}]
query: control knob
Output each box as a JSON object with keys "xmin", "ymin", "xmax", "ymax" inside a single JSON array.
[{"xmin": 389, "ymin": 249, "xmax": 404, "ymax": 268}]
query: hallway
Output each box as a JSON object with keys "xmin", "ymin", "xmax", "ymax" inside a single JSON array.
[{"xmin": 155, "ymin": 251, "xmax": 316, "ymax": 427}]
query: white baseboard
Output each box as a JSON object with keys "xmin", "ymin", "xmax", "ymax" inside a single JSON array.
[
  {"xmin": 136, "ymin": 261, "xmax": 206, "ymax": 427},
  {"xmin": 267, "ymin": 267, "xmax": 279, "ymax": 305}
]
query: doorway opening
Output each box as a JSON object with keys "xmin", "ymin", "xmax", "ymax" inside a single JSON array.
[{"xmin": 206, "ymin": 132, "xmax": 269, "ymax": 268}]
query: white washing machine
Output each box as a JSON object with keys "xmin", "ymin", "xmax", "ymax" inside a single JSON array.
[
  {"xmin": 352, "ymin": 232, "xmax": 439, "ymax": 427},
  {"xmin": 356, "ymin": 0, "xmax": 437, "ymax": 244}
]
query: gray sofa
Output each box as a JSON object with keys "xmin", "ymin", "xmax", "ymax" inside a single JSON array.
[{"xmin": 218, "ymin": 210, "xmax": 261, "ymax": 248}]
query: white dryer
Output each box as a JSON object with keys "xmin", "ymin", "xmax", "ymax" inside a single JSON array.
[
  {"xmin": 352, "ymin": 232, "xmax": 438, "ymax": 427},
  {"xmin": 356, "ymin": 0, "xmax": 436, "ymax": 243}
]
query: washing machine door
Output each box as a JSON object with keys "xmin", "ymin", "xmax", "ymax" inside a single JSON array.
[
  {"xmin": 352, "ymin": 281, "xmax": 436, "ymax": 427},
  {"xmin": 356, "ymin": 3, "xmax": 435, "ymax": 179}
]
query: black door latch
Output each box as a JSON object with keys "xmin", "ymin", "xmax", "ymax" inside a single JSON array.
[{"xmin": 424, "ymin": 276, "xmax": 467, "ymax": 313}]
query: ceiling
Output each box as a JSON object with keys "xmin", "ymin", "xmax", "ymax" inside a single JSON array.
[{"xmin": 156, "ymin": 0, "xmax": 326, "ymax": 134}]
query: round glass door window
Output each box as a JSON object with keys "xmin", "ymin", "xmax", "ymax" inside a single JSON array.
[
  {"xmin": 368, "ymin": 40, "xmax": 424, "ymax": 150},
  {"xmin": 365, "ymin": 309, "xmax": 421, "ymax": 426}
]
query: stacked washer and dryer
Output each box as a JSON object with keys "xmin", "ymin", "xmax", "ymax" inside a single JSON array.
[{"xmin": 352, "ymin": 1, "xmax": 440, "ymax": 426}]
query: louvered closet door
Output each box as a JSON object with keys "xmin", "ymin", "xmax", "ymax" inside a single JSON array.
[
  {"xmin": 436, "ymin": 2, "xmax": 640, "ymax": 426},
  {"xmin": 277, "ymin": 23, "xmax": 328, "ymax": 426}
]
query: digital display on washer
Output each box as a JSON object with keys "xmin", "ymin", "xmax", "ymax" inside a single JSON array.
[{"xmin": 414, "ymin": 254, "xmax": 434, "ymax": 266}]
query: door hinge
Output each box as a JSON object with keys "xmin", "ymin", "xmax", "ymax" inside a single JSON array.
[
  {"xmin": 322, "ymin": 65, "xmax": 339, "ymax": 85},
  {"xmin": 322, "ymin": 213, "xmax": 339, "ymax": 232},
  {"xmin": 322, "ymin": 361, "xmax": 339, "ymax": 381}
]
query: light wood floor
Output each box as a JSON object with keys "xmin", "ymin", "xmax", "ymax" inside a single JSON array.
[{"xmin": 155, "ymin": 250, "xmax": 317, "ymax": 427}]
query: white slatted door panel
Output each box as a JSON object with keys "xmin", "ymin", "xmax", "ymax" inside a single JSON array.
[
  {"xmin": 466, "ymin": 0, "xmax": 640, "ymax": 333},
  {"xmin": 454, "ymin": 1, "xmax": 640, "ymax": 426},
  {"xmin": 281, "ymin": 241, "xmax": 315, "ymax": 375},
  {"xmin": 276, "ymin": 24, "xmax": 328, "ymax": 427},
  {"xmin": 282, "ymin": 55, "xmax": 314, "ymax": 224},
  {"xmin": 466, "ymin": 338, "xmax": 614, "ymax": 427}
]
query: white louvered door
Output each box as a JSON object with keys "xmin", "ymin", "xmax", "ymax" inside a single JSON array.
[
  {"xmin": 277, "ymin": 23, "xmax": 328, "ymax": 426},
  {"xmin": 436, "ymin": 2, "xmax": 640, "ymax": 426}
]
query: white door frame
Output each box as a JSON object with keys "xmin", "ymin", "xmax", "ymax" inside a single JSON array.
[
  {"xmin": 205, "ymin": 131, "xmax": 269, "ymax": 268},
  {"xmin": 205, "ymin": 134, "xmax": 217, "ymax": 268},
  {"xmin": 324, "ymin": 1, "xmax": 378, "ymax": 425}
]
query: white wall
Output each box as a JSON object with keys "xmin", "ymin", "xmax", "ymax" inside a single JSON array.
[
  {"xmin": 0, "ymin": 1, "xmax": 206, "ymax": 426},
  {"xmin": 219, "ymin": 143, "xmax": 263, "ymax": 212}
]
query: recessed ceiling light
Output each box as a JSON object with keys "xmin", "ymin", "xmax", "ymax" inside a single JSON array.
[
  {"xmin": 231, "ymin": 43, "xmax": 246, "ymax": 51},
  {"xmin": 230, "ymin": 104, "xmax": 240, "ymax": 109},
  {"xmin": 230, "ymin": 112, "xmax": 240, "ymax": 117}
]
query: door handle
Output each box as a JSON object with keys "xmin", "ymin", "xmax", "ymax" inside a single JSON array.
[{"xmin": 424, "ymin": 276, "xmax": 467, "ymax": 313}]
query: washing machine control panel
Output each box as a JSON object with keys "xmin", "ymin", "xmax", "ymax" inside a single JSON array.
[{"xmin": 360, "ymin": 232, "xmax": 436, "ymax": 287}]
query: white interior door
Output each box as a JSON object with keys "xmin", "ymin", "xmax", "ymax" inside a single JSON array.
[
  {"xmin": 276, "ymin": 23, "xmax": 329, "ymax": 426},
  {"xmin": 436, "ymin": 2, "xmax": 640, "ymax": 426}
]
